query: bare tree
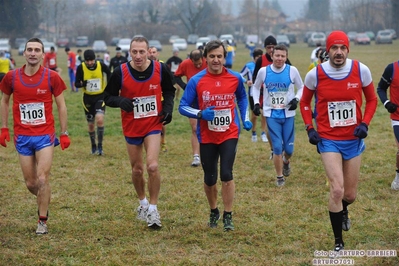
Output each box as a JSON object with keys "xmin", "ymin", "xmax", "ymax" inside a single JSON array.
[{"xmin": 168, "ymin": 0, "xmax": 222, "ymax": 36}]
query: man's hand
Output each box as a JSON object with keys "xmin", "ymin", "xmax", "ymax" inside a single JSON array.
[
  {"xmin": 353, "ymin": 122, "xmax": 368, "ymax": 139},
  {"xmin": 307, "ymin": 128, "xmax": 321, "ymax": 145},
  {"xmin": 287, "ymin": 98, "xmax": 298, "ymax": 111},
  {"xmin": 384, "ymin": 101, "xmax": 397, "ymax": 113},
  {"xmin": 60, "ymin": 134, "xmax": 71, "ymax": 150},
  {"xmin": 201, "ymin": 106, "xmax": 216, "ymax": 121},
  {"xmin": 119, "ymin": 97, "xmax": 134, "ymax": 112},
  {"xmin": 159, "ymin": 110, "xmax": 172, "ymax": 125},
  {"xmin": 0, "ymin": 128, "xmax": 10, "ymax": 147},
  {"xmin": 253, "ymin": 103, "xmax": 261, "ymax": 116}
]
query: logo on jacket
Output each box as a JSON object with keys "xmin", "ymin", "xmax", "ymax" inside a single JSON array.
[
  {"xmin": 347, "ymin": 82, "xmax": 359, "ymax": 89},
  {"xmin": 149, "ymin": 84, "xmax": 158, "ymax": 90},
  {"xmin": 37, "ymin": 88, "xmax": 47, "ymax": 94},
  {"xmin": 215, "ymin": 81, "xmax": 221, "ymax": 87}
]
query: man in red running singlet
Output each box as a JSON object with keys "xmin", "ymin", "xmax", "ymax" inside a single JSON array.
[
  {"xmin": 300, "ymin": 31, "xmax": 377, "ymax": 254},
  {"xmin": 104, "ymin": 36, "xmax": 175, "ymax": 229},
  {"xmin": 0, "ymin": 37, "xmax": 70, "ymax": 235}
]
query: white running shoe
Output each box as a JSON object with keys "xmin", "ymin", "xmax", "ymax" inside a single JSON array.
[
  {"xmin": 269, "ymin": 151, "xmax": 273, "ymax": 160},
  {"xmin": 251, "ymin": 134, "xmax": 257, "ymax": 142},
  {"xmin": 36, "ymin": 221, "xmax": 48, "ymax": 235},
  {"xmin": 136, "ymin": 205, "xmax": 149, "ymax": 221},
  {"xmin": 391, "ymin": 177, "xmax": 399, "ymax": 190},
  {"xmin": 147, "ymin": 209, "xmax": 162, "ymax": 228},
  {"xmin": 261, "ymin": 132, "xmax": 268, "ymax": 142},
  {"xmin": 191, "ymin": 155, "xmax": 200, "ymax": 167}
]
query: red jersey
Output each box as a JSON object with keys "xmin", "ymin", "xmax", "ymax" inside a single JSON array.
[
  {"xmin": 313, "ymin": 61, "xmax": 372, "ymax": 140},
  {"xmin": 389, "ymin": 61, "xmax": 399, "ymax": 120},
  {"xmin": 120, "ymin": 61, "xmax": 163, "ymax": 137},
  {"xmin": 186, "ymin": 68, "xmax": 247, "ymax": 144},
  {"xmin": 0, "ymin": 65, "xmax": 67, "ymax": 135},
  {"xmin": 261, "ymin": 54, "xmax": 273, "ymax": 67},
  {"xmin": 67, "ymin": 51, "xmax": 76, "ymax": 70},
  {"xmin": 174, "ymin": 58, "xmax": 206, "ymax": 81},
  {"xmin": 43, "ymin": 52, "xmax": 57, "ymax": 69}
]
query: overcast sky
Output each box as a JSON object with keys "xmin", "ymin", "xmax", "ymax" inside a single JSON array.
[
  {"xmin": 229, "ymin": 0, "xmax": 308, "ymax": 20},
  {"xmin": 278, "ymin": 0, "xmax": 308, "ymax": 21}
]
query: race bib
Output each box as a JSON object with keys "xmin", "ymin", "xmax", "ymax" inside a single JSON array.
[
  {"xmin": 327, "ymin": 100, "xmax": 357, "ymax": 127},
  {"xmin": 268, "ymin": 91, "xmax": 287, "ymax": 109},
  {"xmin": 49, "ymin": 58, "xmax": 56, "ymax": 66},
  {"xmin": 133, "ymin": 95, "xmax": 158, "ymax": 119},
  {"xmin": 19, "ymin": 102, "xmax": 46, "ymax": 125},
  {"xmin": 208, "ymin": 109, "xmax": 231, "ymax": 132},
  {"xmin": 86, "ymin": 78, "xmax": 101, "ymax": 92}
]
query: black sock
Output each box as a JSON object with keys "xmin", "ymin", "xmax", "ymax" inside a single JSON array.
[
  {"xmin": 89, "ymin": 131, "xmax": 96, "ymax": 146},
  {"xmin": 223, "ymin": 211, "xmax": 232, "ymax": 219},
  {"xmin": 97, "ymin": 126, "xmax": 104, "ymax": 147},
  {"xmin": 211, "ymin": 208, "xmax": 219, "ymax": 215},
  {"xmin": 342, "ymin": 200, "xmax": 351, "ymax": 212},
  {"xmin": 329, "ymin": 211, "xmax": 343, "ymax": 245}
]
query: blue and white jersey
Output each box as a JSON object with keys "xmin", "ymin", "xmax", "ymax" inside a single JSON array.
[{"xmin": 252, "ymin": 63, "xmax": 304, "ymax": 118}]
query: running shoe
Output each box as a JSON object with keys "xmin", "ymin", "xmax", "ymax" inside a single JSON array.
[
  {"xmin": 342, "ymin": 210, "xmax": 351, "ymax": 231},
  {"xmin": 97, "ymin": 145, "xmax": 103, "ymax": 156},
  {"xmin": 223, "ymin": 213, "xmax": 234, "ymax": 231},
  {"xmin": 91, "ymin": 145, "xmax": 97, "ymax": 155},
  {"xmin": 391, "ymin": 177, "xmax": 399, "ymax": 190},
  {"xmin": 136, "ymin": 205, "xmax": 149, "ymax": 221},
  {"xmin": 208, "ymin": 212, "xmax": 220, "ymax": 228},
  {"xmin": 191, "ymin": 155, "xmax": 200, "ymax": 167},
  {"xmin": 330, "ymin": 243, "xmax": 344, "ymax": 258},
  {"xmin": 36, "ymin": 221, "xmax": 48, "ymax": 235},
  {"xmin": 146, "ymin": 209, "xmax": 162, "ymax": 228},
  {"xmin": 283, "ymin": 160, "xmax": 291, "ymax": 176},
  {"xmin": 251, "ymin": 134, "xmax": 258, "ymax": 142},
  {"xmin": 161, "ymin": 143, "xmax": 168, "ymax": 152},
  {"xmin": 261, "ymin": 132, "xmax": 268, "ymax": 142},
  {"xmin": 276, "ymin": 177, "xmax": 286, "ymax": 187},
  {"xmin": 269, "ymin": 151, "xmax": 273, "ymax": 160}
]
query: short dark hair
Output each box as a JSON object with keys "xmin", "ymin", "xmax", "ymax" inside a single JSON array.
[
  {"xmin": 272, "ymin": 44, "xmax": 288, "ymax": 55},
  {"xmin": 203, "ymin": 40, "xmax": 226, "ymax": 58},
  {"xmin": 131, "ymin": 36, "xmax": 148, "ymax": 48},
  {"xmin": 26, "ymin": 37, "xmax": 44, "ymax": 53},
  {"xmin": 252, "ymin": 48, "xmax": 263, "ymax": 59}
]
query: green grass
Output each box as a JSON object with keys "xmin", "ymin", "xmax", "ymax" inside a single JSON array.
[{"xmin": 1, "ymin": 42, "xmax": 399, "ymax": 265}]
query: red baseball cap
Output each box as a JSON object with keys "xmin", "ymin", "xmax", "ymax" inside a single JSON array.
[{"xmin": 326, "ymin": 31, "xmax": 349, "ymax": 52}]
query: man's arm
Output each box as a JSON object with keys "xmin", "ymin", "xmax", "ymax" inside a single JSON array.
[
  {"xmin": 1, "ymin": 93, "xmax": 11, "ymax": 128},
  {"xmin": 74, "ymin": 65, "xmax": 84, "ymax": 88},
  {"xmin": 54, "ymin": 92, "xmax": 68, "ymax": 133},
  {"xmin": 160, "ymin": 63, "xmax": 176, "ymax": 114},
  {"xmin": 252, "ymin": 56, "xmax": 262, "ymax": 83},
  {"xmin": 377, "ymin": 63, "xmax": 394, "ymax": 104}
]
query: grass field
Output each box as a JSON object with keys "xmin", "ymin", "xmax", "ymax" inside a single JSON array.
[{"xmin": 1, "ymin": 40, "xmax": 399, "ymax": 265}]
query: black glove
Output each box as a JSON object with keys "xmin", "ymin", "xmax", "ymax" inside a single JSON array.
[
  {"xmin": 253, "ymin": 103, "xmax": 261, "ymax": 116},
  {"xmin": 159, "ymin": 110, "xmax": 172, "ymax": 125},
  {"xmin": 307, "ymin": 128, "xmax": 321, "ymax": 145},
  {"xmin": 385, "ymin": 101, "xmax": 397, "ymax": 113},
  {"xmin": 82, "ymin": 80, "xmax": 87, "ymax": 87},
  {"xmin": 119, "ymin": 97, "xmax": 134, "ymax": 112},
  {"xmin": 288, "ymin": 98, "xmax": 298, "ymax": 111},
  {"xmin": 353, "ymin": 122, "xmax": 368, "ymax": 139}
]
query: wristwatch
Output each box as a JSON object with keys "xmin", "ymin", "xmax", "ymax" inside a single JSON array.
[
  {"xmin": 197, "ymin": 111, "xmax": 202, "ymax": 119},
  {"xmin": 61, "ymin": 131, "xmax": 69, "ymax": 136}
]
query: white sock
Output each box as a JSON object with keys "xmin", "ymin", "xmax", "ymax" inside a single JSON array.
[
  {"xmin": 139, "ymin": 198, "xmax": 149, "ymax": 206},
  {"xmin": 148, "ymin": 204, "xmax": 157, "ymax": 213},
  {"xmin": 194, "ymin": 154, "xmax": 199, "ymax": 158}
]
